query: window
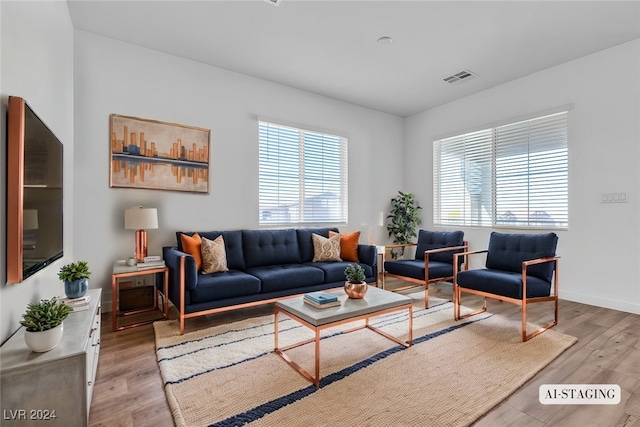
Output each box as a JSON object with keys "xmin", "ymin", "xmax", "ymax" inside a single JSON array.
[
  {"xmin": 259, "ymin": 121, "xmax": 348, "ymax": 225},
  {"xmin": 433, "ymin": 111, "xmax": 568, "ymax": 229}
]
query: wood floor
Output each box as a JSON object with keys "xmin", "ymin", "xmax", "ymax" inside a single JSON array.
[{"xmin": 88, "ymin": 282, "xmax": 640, "ymax": 427}]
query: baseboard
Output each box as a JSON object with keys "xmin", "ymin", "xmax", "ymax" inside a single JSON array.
[{"xmin": 560, "ymin": 290, "xmax": 640, "ymax": 315}]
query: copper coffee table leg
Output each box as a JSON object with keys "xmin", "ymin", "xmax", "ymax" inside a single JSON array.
[{"xmin": 314, "ymin": 329, "xmax": 320, "ymax": 386}]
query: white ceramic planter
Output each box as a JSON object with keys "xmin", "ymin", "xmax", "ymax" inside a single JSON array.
[{"xmin": 24, "ymin": 323, "xmax": 64, "ymax": 353}]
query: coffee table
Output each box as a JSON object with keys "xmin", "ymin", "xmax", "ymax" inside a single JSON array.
[{"xmin": 274, "ymin": 286, "xmax": 413, "ymax": 386}]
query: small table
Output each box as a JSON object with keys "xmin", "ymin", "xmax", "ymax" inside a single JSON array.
[
  {"xmin": 376, "ymin": 245, "xmax": 385, "ymax": 287},
  {"xmin": 274, "ymin": 286, "xmax": 413, "ymax": 386},
  {"xmin": 111, "ymin": 261, "xmax": 169, "ymax": 331}
]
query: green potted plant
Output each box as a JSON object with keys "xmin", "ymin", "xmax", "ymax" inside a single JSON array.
[
  {"xmin": 344, "ymin": 263, "xmax": 367, "ymax": 299},
  {"xmin": 58, "ymin": 261, "xmax": 91, "ymax": 299},
  {"xmin": 386, "ymin": 191, "xmax": 422, "ymax": 259},
  {"xmin": 21, "ymin": 297, "xmax": 72, "ymax": 352}
]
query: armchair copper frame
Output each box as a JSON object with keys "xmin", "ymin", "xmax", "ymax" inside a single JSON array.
[
  {"xmin": 383, "ymin": 241, "xmax": 469, "ymax": 307},
  {"xmin": 453, "ymin": 250, "xmax": 560, "ymax": 342}
]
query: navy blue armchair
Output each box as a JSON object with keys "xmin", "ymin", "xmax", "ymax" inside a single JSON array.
[
  {"xmin": 453, "ymin": 232, "xmax": 560, "ymax": 342},
  {"xmin": 383, "ymin": 230, "xmax": 468, "ymax": 307}
]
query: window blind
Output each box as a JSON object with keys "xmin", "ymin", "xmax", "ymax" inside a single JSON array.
[
  {"xmin": 259, "ymin": 121, "xmax": 348, "ymax": 225},
  {"xmin": 434, "ymin": 111, "xmax": 568, "ymax": 229}
]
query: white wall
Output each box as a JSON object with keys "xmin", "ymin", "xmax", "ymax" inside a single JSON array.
[
  {"xmin": 405, "ymin": 39, "xmax": 640, "ymax": 314},
  {"xmin": 73, "ymin": 31, "xmax": 404, "ymax": 310},
  {"xmin": 1, "ymin": 1, "xmax": 75, "ymax": 343}
]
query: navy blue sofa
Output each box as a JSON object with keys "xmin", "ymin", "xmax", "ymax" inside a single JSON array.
[{"xmin": 162, "ymin": 227, "xmax": 377, "ymax": 334}]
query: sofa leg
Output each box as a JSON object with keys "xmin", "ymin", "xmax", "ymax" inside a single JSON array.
[
  {"xmin": 424, "ymin": 283, "xmax": 429, "ymax": 308},
  {"xmin": 456, "ymin": 292, "xmax": 487, "ymax": 321},
  {"xmin": 521, "ymin": 301, "xmax": 527, "ymax": 342},
  {"xmin": 453, "ymin": 284, "xmax": 459, "ymax": 320},
  {"xmin": 522, "ymin": 299, "xmax": 558, "ymax": 342}
]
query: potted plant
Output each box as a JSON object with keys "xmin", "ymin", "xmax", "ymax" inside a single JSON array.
[
  {"xmin": 21, "ymin": 297, "xmax": 72, "ymax": 352},
  {"xmin": 58, "ymin": 261, "xmax": 91, "ymax": 299},
  {"xmin": 386, "ymin": 191, "xmax": 422, "ymax": 259},
  {"xmin": 344, "ymin": 263, "xmax": 367, "ymax": 299}
]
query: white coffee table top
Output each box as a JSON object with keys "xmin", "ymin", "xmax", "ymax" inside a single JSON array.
[{"xmin": 275, "ymin": 286, "xmax": 412, "ymax": 327}]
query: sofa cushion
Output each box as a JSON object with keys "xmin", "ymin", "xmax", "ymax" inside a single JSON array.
[
  {"xmin": 415, "ymin": 230, "xmax": 464, "ymax": 264},
  {"xmin": 485, "ymin": 232, "xmax": 558, "ymax": 282},
  {"xmin": 242, "ymin": 229, "xmax": 301, "ymax": 268},
  {"xmin": 190, "ymin": 271, "xmax": 261, "ymax": 303},
  {"xmin": 307, "ymin": 261, "xmax": 374, "ymax": 284},
  {"xmin": 312, "ymin": 233, "xmax": 342, "ymax": 262},
  {"xmin": 180, "ymin": 232, "xmax": 202, "ymax": 271},
  {"xmin": 201, "ymin": 235, "xmax": 229, "ymax": 274},
  {"xmin": 246, "ymin": 264, "xmax": 324, "ymax": 293},
  {"xmin": 297, "ymin": 228, "xmax": 339, "ymax": 262},
  {"xmin": 384, "ymin": 259, "xmax": 454, "ymax": 281},
  {"xmin": 329, "ymin": 230, "xmax": 360, "ymax": 262},
  {"xmin": 456, "ymin": 269, "xmax": 552, "ymax": 299},
  {"xmin": 177, "ymin": 230, "xmax": 245, "ymax": 271}
]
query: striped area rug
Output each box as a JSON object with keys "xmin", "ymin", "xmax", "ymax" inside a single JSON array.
[{"xmin": 154, "ymin": 293, "xmax": 577, "ymax": 427}]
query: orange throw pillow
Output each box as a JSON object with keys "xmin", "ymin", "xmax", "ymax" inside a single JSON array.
[
  {"xmin": 180, "ymin": 232, "xmax": 202, "ymax": 271},
  {"xmin": 329, "ymin": 231, "xmax": 360, "ymax": 262}
]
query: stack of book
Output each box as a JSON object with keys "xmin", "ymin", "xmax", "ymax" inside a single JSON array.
[
  {"xmin": 60, "ymin": 295, "xmax": 91, "ymax": 312},
  {"xmin": 137, "ymin": 255, "xmax": 165, "ymax": 270},
  {"xmin": 303, "ymin": 291, "xmax": 340, "ymax": 309}
]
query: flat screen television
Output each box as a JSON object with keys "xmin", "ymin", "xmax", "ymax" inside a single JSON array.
[{"xmin": 7, "ymin": 96, "xmax": 64, "ymax": 283}]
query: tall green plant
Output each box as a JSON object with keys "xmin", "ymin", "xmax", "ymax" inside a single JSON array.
[{"xmin": 386, "ymin": 191, "xmax": 422, "ymax": 259}]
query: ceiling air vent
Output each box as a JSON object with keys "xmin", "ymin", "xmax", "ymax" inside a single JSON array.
[
  {"xmin": 264, "ymin": 0, "xmax": 282, "ymax": 6},
  {"xmin": 443, "ymin": 69, "xmax": 477, "ymax": 84}
]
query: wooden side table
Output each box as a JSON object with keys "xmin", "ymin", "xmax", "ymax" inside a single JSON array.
[
  {"xmin": 111, "ymin": 261, "xmax": 169, "ymax": 331},
  {"xmin": 376, "ymin": 246, "xmax": 385, "ymax": 288}
]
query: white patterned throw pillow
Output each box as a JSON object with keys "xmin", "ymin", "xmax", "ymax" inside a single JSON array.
[
  {"xmin": 201, "ymin": 235, "xmax": 229, "ymax": 274},
  {"xmin": 312, "ymin": 233, "xmax": 342, "ymax": 262}
]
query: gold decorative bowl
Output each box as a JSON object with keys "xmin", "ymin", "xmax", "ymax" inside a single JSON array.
[{"xmin": 344, "ymin": 282, "xmax": 368, "ymax": 299}]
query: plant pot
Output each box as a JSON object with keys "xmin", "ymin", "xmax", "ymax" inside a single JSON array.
[
  {"xmin": 65, "ymin": 278, "xmax": 88, "ymax": 299},
  {"xmin": 344, "ymin": 281, "xmax": 368, "ymax": 299},
  {"xmin": 24, "ymin": 323, "xmax": 64, "ymax": 352}
]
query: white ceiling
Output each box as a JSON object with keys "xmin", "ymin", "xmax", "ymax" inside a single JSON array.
[{"xmin": 66, "ymin": 1, "xmax": 640, "ymax": 117}]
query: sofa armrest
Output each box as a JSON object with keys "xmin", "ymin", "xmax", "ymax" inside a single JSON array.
[
  {"xmin": 423, "ymin": 244, "xmax": 468, "ymax": 255},
  {"xmin": 454, "ymin": 249, "xmax": 488, "ymax": 263},
  {"xmin": 384, "ymin": 243, "xmax": 417, "ymax": 249},
  {"xmin": 522, "ymin": 256, "xmax": 560, "ymax": 268},
  {"xmin": 163, "ymin": 246, "xmax": 198, "ymax": 291},
  {"xmin": 424, "ymin": 242, "xmax": 469, "ymax": 267},
  {"xmin": 357, "ymin": 244, "xmax": 377, "ymax": 268},
  {"xmin": 522, "ymin": 256, "xmax": 560, "ymax": 280}
]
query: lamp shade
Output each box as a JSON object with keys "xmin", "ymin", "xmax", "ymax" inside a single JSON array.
[{"xmin": 124, "ymin": 207, "xmax": 158, "ymax": 230}]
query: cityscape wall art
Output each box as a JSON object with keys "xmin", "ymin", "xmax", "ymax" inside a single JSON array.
[{"xmin": 109, "ymin": 114, "xmax": 210, "ymax": 193}]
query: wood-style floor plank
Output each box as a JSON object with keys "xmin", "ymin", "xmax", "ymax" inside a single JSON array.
[{"xmin": 88, "ymin": 282, "xmax": 640, "ymax": 426}]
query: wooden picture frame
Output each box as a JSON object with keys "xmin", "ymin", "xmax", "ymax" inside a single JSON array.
[{"xmin": 109, "ymin": 114, "xmax": 210, "ymax": 193}]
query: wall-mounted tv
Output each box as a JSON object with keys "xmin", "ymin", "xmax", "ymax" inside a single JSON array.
[{"xmin": 7, "ymin": 96, "xmax": 64, "ymax": 283}]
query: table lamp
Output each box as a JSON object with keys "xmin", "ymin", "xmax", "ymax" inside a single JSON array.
[{"xmin": 124, "ymin": 206, "xmax": 158, "ymax": 262}]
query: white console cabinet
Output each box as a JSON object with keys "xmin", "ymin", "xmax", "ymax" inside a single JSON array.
[{"xmin": 1, "ymin": 288, "xmax": 101, "ymax": 426}]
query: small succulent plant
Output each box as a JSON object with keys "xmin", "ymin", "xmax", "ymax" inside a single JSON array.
[
  {"xmin": 20, "ymin": 298, "xmax": 72, "ymax": 332},
  {"xmin": 344, "ymin": 264, "xmax": 366, "ymax": 284},
  {"xmin": 58, "ymin": 261, "xmax": 91, "ymax": 282}
]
